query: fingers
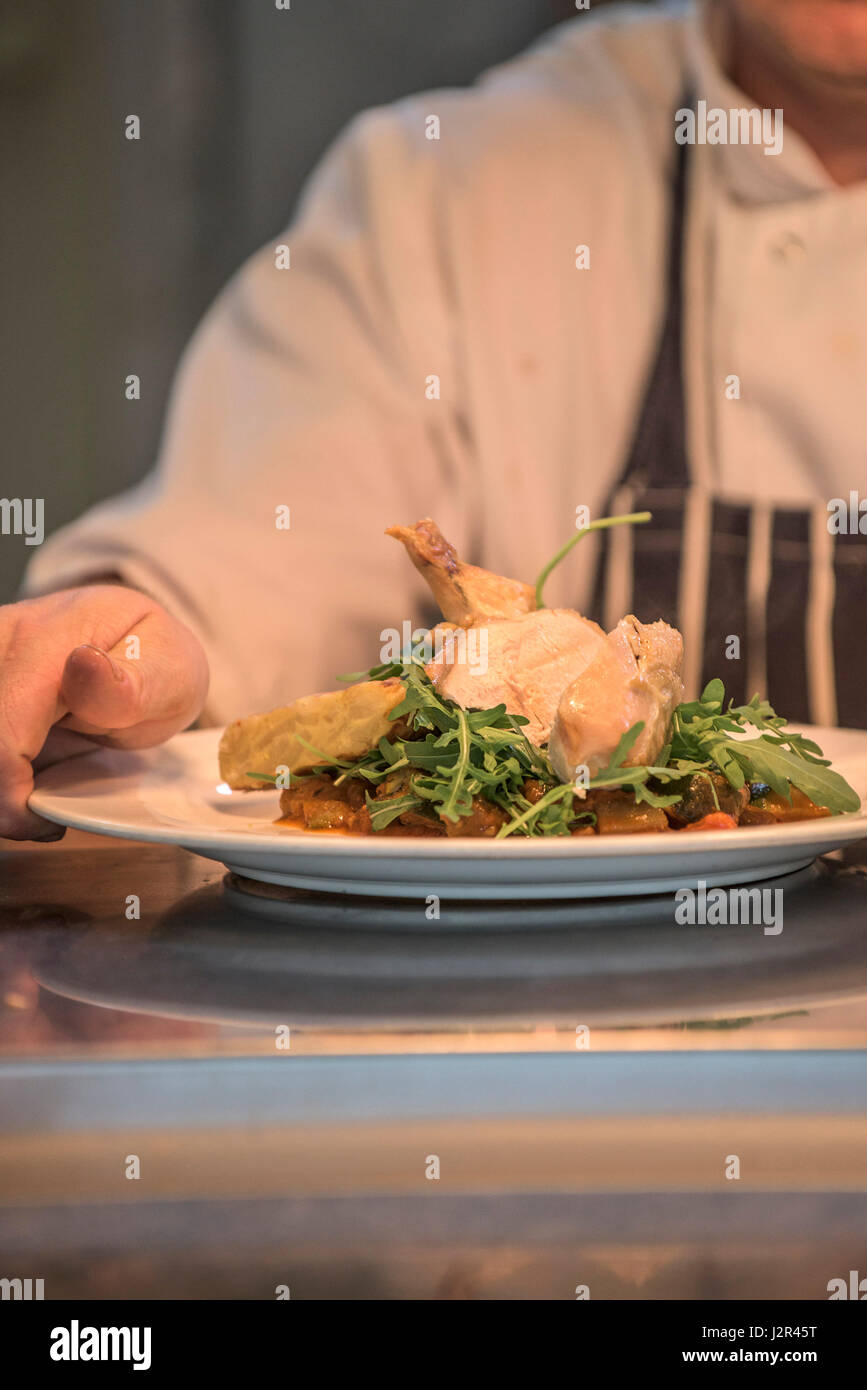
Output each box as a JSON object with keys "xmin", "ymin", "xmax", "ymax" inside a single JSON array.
[
  {"xmin": 32, "ymin": 726, "xmax": 104, "ymax": 772},
  {"xmin": 0, "ymin": 588, "xmax": 209, "ymax": 839},
  {"xmin": 0, "ymin": 751, "xmax": 66, "ymax": 840},
  {"xmin": 0, "ymin": 655, "xmax": 68, "ymax": 840}
]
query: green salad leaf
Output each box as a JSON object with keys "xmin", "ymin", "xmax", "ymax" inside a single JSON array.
[
  {"xmin": 669, "ymin": 680, "xmax": 861, "ymax": 814},
  {"xmin": 248, "ymin": 666, "xmax": 860, "ymax": 832}
]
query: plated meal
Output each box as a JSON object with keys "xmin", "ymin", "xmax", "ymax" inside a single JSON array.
[
  {"xmin": 219, "ymin": 517, "xmax": 861, "ymax": 840},
  {"xmin": 29, "ymin": 513, "xmax": 864, "ymax": 900}
]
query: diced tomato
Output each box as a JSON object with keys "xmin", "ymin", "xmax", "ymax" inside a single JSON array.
[{"xmin": 681, "ymin": 811, "xmax": 739, "ymax": 831}]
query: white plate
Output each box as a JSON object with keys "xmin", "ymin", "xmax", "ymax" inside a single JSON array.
[{"xmin": 29, "ymin": 726, "xmax": 867, "ymax": 900}]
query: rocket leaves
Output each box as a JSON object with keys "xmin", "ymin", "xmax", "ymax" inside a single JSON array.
[
  {"xmin": 252, "ymin": 666, "xmax": 860, "ymax": 834},
  {"xmin": 668, "ymin": 681, "xmax": 860, "ymax": 814}
]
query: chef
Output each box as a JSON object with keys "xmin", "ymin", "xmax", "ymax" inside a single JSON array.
[{"xmin": 2, "ymin": 0, "xmax": 866, "ymax": 838}]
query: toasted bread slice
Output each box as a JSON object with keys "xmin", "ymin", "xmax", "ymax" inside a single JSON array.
[{"xmin": 218, "ymin": 678, "xmax": 406, "ymax": 790}]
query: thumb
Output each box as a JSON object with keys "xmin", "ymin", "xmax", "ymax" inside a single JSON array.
[
  {"xmin": 60, "ymin": 617, "xmax": 208, "ymax": 744},
  {"xmin": 61, "ymin": 644, "xmax": 147, "ymax": 730}
]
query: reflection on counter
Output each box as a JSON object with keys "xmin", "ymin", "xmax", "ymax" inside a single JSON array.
[{"xmin": 1, "ymin": 843, "xmax": 866, "ymax": 1058}]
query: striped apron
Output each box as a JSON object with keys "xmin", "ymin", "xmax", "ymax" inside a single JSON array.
[{"xmin": 588, "ymin": 120, "xmax": 866, "ymax": 730}]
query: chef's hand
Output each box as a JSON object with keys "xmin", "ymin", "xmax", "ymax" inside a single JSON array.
[{"xmin": 0, "ymin": 586, "xmax": 209, "ymax": 840}]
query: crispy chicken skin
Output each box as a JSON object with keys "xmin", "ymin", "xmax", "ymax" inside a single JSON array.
[
  {"xmin": 548, "ymin": 616, "xmax": 684, "ymax": 780},
  {"xmin": 386, "ymin": 518, "xmax": 536, "ymax": 626}
]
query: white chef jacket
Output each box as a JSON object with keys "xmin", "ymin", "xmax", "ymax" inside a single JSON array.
[{"xmin": 24, "ymin": 0, "xmax": 867, "ymax": 725}]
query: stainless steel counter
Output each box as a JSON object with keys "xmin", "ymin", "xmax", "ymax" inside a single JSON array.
[{"xmin": 1, "ymin": 832, "xmax": 865, "ymax": 1298}]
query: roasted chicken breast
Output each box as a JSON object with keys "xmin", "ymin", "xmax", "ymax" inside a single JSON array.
[
  {"xmin": 426, "ymin": 608, "xmax": 607, "ymax": 746},
  {"xmin": 548, "ymin": 615, "xmax": 684, "ymax": 780}
]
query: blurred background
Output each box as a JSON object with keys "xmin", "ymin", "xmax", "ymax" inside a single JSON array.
[{"xmin": 1, "ymin": 0, "xmax": 652, "ymax": 605}]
